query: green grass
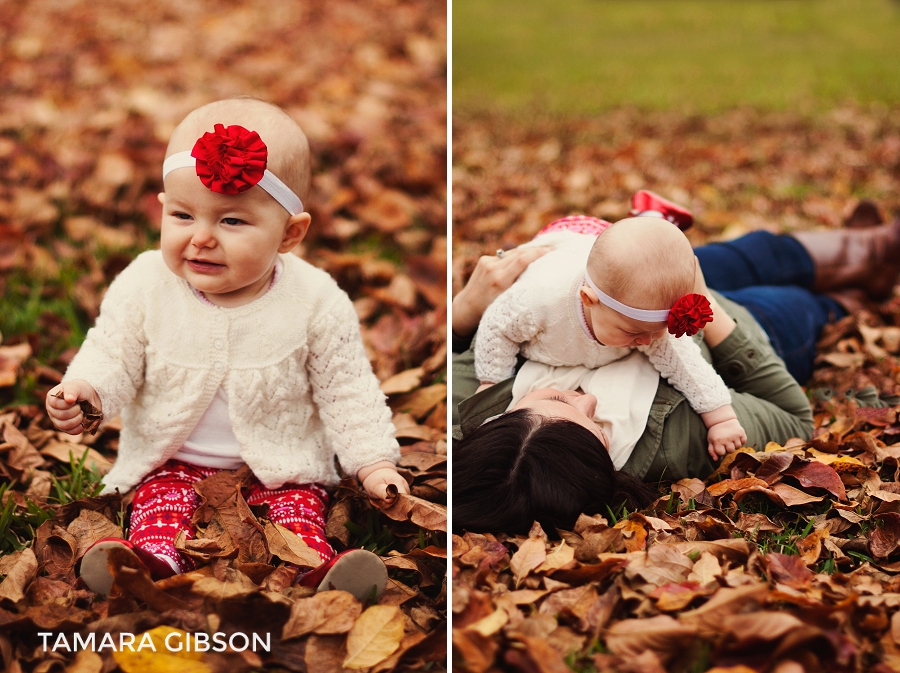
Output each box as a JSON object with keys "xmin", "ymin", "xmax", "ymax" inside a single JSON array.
[
  {"xmin": 0, "ymin": 449, "xmax": 106, "ymax": 554},
  {"xmin": 453, "ymin": 0, "xmax": 900, "ymax": 114}
]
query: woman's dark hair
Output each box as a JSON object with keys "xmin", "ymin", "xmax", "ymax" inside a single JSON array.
[{"xmin": 453, "ymin": 409, "xmax": 659, "ymax": 535}]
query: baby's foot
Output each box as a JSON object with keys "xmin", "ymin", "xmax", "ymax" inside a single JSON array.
[
  {"xmin": 79, "ymin": 537, "xmax": 179, "ymax": 595},
  {"xmin": 297, "ymin": 549, "xmax": 388, "ymax": 601}
]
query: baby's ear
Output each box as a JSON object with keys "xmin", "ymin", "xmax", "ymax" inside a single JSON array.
[
  {"xmin": 157, "ymin": 192, "xmax": 165, "ymax": 205},
  {"xmin": 579, "ymin": 284, "xmax": 599, "ymax": 306},
  {"xmin": 279, "ymin": 212, "xmax": 312, "ymax": 253}
]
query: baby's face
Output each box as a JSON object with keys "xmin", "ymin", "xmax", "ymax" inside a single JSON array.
[
  {"xmin": 160, "ymin": 168, "xmax": 294, "ymax": 307},
  {"xmin": 584, "ymin": 301, "xmax": 668, "ymax": 348}
]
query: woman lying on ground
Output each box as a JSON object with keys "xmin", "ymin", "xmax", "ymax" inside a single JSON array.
[{"xmin": 452, "ymin": 200, "xmax": 900, "ymax": 535}]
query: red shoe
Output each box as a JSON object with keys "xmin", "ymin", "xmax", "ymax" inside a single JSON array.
[
  {"xmin": 630, "ymin": 190, "xmax": 694, "ymax": 231},
  {"xmin": 297, "ymin": 549, "xmax": 388, "ymax": 602},
  {"xmin": 79, "ymin": 537, "xmax": 178, "ymax": 595}
]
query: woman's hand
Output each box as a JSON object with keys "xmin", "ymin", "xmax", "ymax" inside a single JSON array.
[
  {"xmin": 46, "ymin": 380, "xmax": 102, "ymax": 435},
  {"xmin": 357, "ymin": 461, "xmax": 410, "ymax": 501},
  {"xmin": 452, "ymin": 246, "xmax": 549, "ymax": 338}
]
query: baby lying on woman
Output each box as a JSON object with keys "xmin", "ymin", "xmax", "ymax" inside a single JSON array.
[{"xmin": 474, "ymin": 215, "xmax": 747, "ymax": 460}]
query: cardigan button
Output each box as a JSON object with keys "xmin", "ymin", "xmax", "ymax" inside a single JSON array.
[
  {"xmin": 213, "ymin": 361, "xmax": 224, "ymax": 372},
  {"xmin": 214, "ymin": 339, "xmax": 224, "ymax": 350}
]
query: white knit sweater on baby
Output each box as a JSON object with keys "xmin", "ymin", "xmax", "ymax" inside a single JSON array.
[
  {"xmin": 474, "ymin": 234, "xmax": 731, "ymax": 414},
  {"xmin": 64, "ymin": 250, "xmax": 400, "ymax": 495}
]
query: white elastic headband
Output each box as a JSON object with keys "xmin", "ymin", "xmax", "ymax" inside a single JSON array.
[
  {"xmin": 583, "ymin": 271, "xmax": 670, "ymax": 322},
  {"xmin": 163, "ymin": 151, "xmax": 304, "ymax": 216}
]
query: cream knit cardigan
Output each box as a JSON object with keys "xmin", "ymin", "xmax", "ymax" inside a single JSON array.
[{"xmin": 64, "ymin": 251, "xmax": 400, "ymax": 495}]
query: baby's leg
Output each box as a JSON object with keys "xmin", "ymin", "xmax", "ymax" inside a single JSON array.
[
  {"xmin": 129, "ymin": 460, "xmax": 217, "ymax": 573},
  {"xmin": 244, "ymin": 482, "xmax": 334, "ymax": 563}
]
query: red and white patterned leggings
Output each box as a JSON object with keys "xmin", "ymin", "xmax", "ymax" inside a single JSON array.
[{"xmin": 129, "ymin": 460, "xmax": 334, "ymax": 573}]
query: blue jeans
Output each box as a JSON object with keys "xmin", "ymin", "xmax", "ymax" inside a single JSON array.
[{"xmin": 695, "ymin": 231, "xmax": 845, "ymax": 384}]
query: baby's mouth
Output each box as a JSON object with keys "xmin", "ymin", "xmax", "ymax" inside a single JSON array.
[{"xmin": 187, "ymin": 258, "xmax": 224, "ymax": 272}]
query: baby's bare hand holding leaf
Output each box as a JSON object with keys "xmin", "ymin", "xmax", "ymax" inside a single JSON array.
[{"xmin": 46, "ymin": 380, "xmax": 103, "ymax": 435}]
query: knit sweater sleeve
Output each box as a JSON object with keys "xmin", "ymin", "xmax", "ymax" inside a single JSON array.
[
  {"xmin": 474, "ymin": 284, "xmax": 542, "ymax": 384},
  {"xmin": 62, "ymin": 254, "xmax": 150, "ymax": 421},
  {"xmin": 640, "ymin": 333, "xmax": 732, "ymax": 414},
  {"xmin": 306, "ymin": 289, "xmax": 400, "ymax": 477}
]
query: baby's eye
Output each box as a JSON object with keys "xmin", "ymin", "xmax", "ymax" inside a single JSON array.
[
  {"xmin": 222, "ymin": 217, "xmax": 245, "ymax": 225},
  {"xmin": 172, "ymin": 212, "xmax": 192, "ymax": 220},
  {"xmin": 549, "ymin": 395, "xmax": 568, "ymax": 404}
]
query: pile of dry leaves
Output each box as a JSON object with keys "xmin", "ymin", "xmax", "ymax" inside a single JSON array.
[
  {"xmin": 1, "ymin": 401, "xmax": 446, "ymax": 672},
  {"xmin": 1, "ymin": 0, "xmax": 447, "ymax": 671},
  {"xmin": 452, "ymin": 108, "xmax": 900, "ymax": 672},
  {"xmin": 453, "ymin": 402, "xmax": 900, "ymax": 673}
]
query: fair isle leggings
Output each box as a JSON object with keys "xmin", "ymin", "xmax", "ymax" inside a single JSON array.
[{"xmin": 128, "ymin": 460, "xmax": 334, "ymax": 573}]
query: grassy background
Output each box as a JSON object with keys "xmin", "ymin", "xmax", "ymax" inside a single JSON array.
[{"xmin": 453, "ymin": 0, "xmax": 900, "ymax": 114}]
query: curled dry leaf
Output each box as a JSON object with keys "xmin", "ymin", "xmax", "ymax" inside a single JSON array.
[
  {"xmin": 66, "ymin": 508, "xmax": 123, "ymax": 560},
  {"xmin": 605, "ymin": 614, "xmax": 698, "ymax": 662},
  {"xmin": 263, "ymin": 521, "xmax": 322, "ymax": 568},
  {"xmin": 0, "ymin": 548, "xmax": 37, "ymax": 603},
  {"xmin": 378, "ymin": 492, "xmax": 446, "ymax": 532},
  {"xmin": 871, "ymin": 512, "xmax": 900, "ymax": 558},
  {"xmin": 0, "ymin": 343, "xmax": 32, "ymax": 387},
  {"xmin": 282, "ymin": 591, "xmax": 362, "ymax": 639},
  {"xmin": 766, "ymin": 552, "xmax": 814, "ymax": 589},
  {"xmin": 509, "ymin": 535, "xmax": 547, "ymax": 588}
]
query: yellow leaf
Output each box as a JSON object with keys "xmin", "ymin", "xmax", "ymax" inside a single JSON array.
[
  {"xmin": 465, "ymin": 608, "xmax": 508, "ymax": 637},
  {"xmin": 113, "ymin": 626, "xmax": 211, "ymax": 673},
  {"xmin": 343, "ymin": 605, "xmax": 405, "ymax": 669},
  {"xmin": 687, "ymin": 551, "xmax": 721, "ymax": 587},
  {"xmin": 535, "ymin": 540, "xmax": 574, "ymax": 573}
]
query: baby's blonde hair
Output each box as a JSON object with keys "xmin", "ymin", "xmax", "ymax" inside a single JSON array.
[
  {"xmin": 166, "ymin": 97, "xmax": 311, "ymax": 202},
  {"xmin": 587, "ymin": 217, "xmax": 695, "ymax": 311}
]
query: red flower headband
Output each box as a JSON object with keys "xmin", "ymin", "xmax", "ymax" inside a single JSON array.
[
  {"xmin": 162, "ymin": 124, "xmax": 304, "ymax": 215},
  {"xmin": 583, "ymin": 271, "xmax": 713, "ymax": 337},
  {"xmin": 192, "ymin": 123, "xmax": 267, "ymax": 195},
  {"xmin": 666, "ymin": 293, "xmax": 713, "ymax": 337}
]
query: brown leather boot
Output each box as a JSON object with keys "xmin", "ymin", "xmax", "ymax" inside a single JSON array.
[
  {"xmin": 791, "ymin": 217, "xmax": 900, "ymax": 300},
  {"xmin": 844, "ymin": 199, "xmax": 884, "ymax": 229}
]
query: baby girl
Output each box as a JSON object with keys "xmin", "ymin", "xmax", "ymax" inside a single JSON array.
[
  {"xmin": 475, "ymin": 206, "xmax": 747, "ymax": 461},
  {"xmin": 46, "ymin": 97, "xmax": 408, "ymax": 599}
]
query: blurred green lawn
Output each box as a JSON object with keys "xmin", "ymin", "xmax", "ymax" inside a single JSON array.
[{"xmin": 453, "ymin": 0, "xmax": 900, "ymax": 114}]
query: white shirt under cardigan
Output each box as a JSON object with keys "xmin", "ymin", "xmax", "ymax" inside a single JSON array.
[
  {"xmin": 474, "ymin": 232, "xmax": 732, "ymax": 415},
  {"xmin": 64, "ymin": 250, "xmax": 400, "ymax": 495}
]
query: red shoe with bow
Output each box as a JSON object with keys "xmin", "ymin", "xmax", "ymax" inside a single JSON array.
[{"xmin": 630, "ymin": 190, "xmax": 694, "ymax": 231}]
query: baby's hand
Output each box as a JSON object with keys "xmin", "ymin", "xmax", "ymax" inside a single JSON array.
[
  {"xmin": 705, "ymin": 418, "xmax": 747, "ymax": 460},
  {"xmin": 46, "ymin": 380, "xmax": 102, "ymax": 435},
  {"xmin": 361, "ymin": 467, "xmax": 410, "ymax": 501}
]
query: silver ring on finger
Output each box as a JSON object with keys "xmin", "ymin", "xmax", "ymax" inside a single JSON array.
[{"xmin": 496, "ymin": 248, "xmax": 505, "ymax": 258}]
